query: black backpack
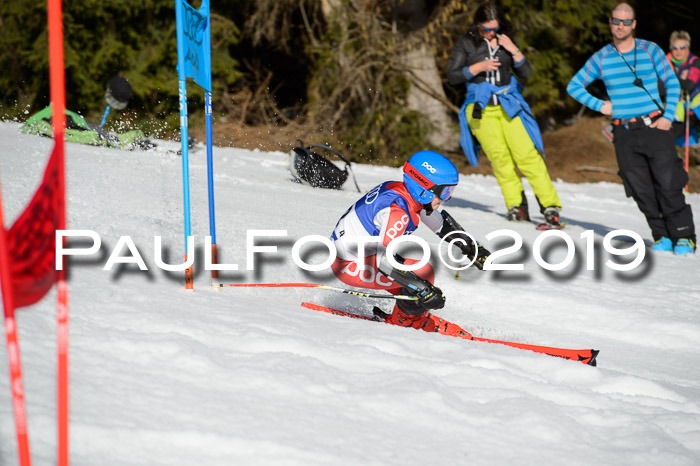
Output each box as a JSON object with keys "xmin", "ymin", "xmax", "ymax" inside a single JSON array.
[{"xmin": 289, "ymin": 141, "xmax": 360, "ymax": 192}]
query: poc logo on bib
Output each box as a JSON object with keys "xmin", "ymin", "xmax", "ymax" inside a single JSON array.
[
  {"xmin": 386, "ymin": 214, "xmax": 410, "ymax": 240},
  {"xmin": 422, "ymin": 161, "xmax": 436, "ymax": 173}
]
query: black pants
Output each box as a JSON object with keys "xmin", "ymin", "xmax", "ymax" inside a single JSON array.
[
  {"xmin": 669, "ymin": 113, "xmax": 699, "ymax": 141},
  {"xmin": 612, "ymin": 124, "xmax": 695, "ymax": 243}
]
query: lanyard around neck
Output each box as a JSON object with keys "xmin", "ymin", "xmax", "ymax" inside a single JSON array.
[
  {"xmin": 613, "ymin": 39, "xmax": 637, "ymax": 75},
  {"xmin": 483, "ymin": 38, "xmax": 501, "ymax": 104},
  {"xmin": 484, "ymin": 38, "xmax": 500, "ymax": 58},
  {"xmin": 612, "ymin": 39, "xmax": 664, "ymax": 113}
]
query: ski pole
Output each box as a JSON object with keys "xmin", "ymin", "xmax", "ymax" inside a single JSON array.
[
  {"xmin": 684, "ymin": 93, "xmax": 690, "ymax": 193},
  {"xmin": 99, "ymin": 105, "xmax": 111, "ymax": 127},
  {"xmin": 220, "ymin": 282, "xmax": 418, "ymax": 301}
]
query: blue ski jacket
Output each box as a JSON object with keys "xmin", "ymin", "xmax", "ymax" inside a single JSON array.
[{"xmin": 458, "ymin": 81, "xmax": 544, "ymax": 166}]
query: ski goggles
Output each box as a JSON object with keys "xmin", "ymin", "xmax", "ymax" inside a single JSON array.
[
  {"xmin": 480, "ymin": 25, "xmax": 501, "ymax": 33},
  {"xmin": 429, "ymin": 184, "xmax": 457, "ymax": 201},
  {"xmin": 610, "ymin": 18, "xmax": 634, "ymax": 26},
  {"xmin": 670, "ymin": 45, "xmax": 688, "ymax": 51}
]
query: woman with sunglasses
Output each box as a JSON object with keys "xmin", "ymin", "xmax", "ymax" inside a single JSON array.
[
  {"xmin": 447, "ymin": 1, "xmax": 562, "ymax": 227},
  {"xmin": 329, "ymin": 150, "xmax": 490, "ymax": 337},
  {"xmin": 666, "ymin": 30, "xmax": 700, "ymax": 142}
]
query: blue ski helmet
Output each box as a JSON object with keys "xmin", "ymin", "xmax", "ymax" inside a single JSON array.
[{"xmin": 403, "ymin": 151, "xmax": 459, "ymax": 203}]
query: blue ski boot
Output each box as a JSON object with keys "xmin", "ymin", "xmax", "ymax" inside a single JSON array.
[
  {"xmin": 673, "ymin": 238, "xmax": 696, "ymax": 256},
  {"xmin": 651, "ymin": 237, "xmax": 673, "ymax": 252}
]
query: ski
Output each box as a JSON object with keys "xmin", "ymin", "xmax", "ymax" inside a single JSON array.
[
  {"xmin": 536, "ymin": 221, "xmax": 568, "ymax": 231},
  {"xmin": 301, "ymin": 302, "xmax": 598, "ymax": 366},
  {"xmin": 504, "ymin": 215, "xmax": 568, "ymax": 230}
]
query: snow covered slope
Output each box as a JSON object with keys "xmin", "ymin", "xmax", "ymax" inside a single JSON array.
[{"xmin": 1, "ymin": 121, "xmax": 699, "ymax": 465}]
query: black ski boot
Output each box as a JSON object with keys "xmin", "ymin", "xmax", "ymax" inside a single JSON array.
[
  {"xmin": 537, "ymin": 206, "xmax": 564, "ymax": 230},
  {"xmin": 372, "ymin": 307, "xmax": 389, "ymax": 322},
  {"xmin": 507, "ymin": 205, "xmax": 530, "ymax": 221},
  {"xmin": 507, "ymin": 192, "xmax": 530, "ymax": 222}
]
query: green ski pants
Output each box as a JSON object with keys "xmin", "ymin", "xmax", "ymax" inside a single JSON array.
[{"xmin": 467, "ymin": 104, "xmax": 561, "ymax": 212}]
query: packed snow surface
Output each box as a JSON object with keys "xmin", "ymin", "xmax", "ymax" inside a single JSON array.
[{"xmin": 1, "ymin": 121, "xmax": 699, "ymax": 465}]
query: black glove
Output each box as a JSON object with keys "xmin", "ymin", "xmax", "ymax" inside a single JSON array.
[
  {"xmin": 415, "ymin": 283, "xmax": 446, "ymax": 310},
  {"xmin": 438, "ymin": 210, "xmax": 490, "ymax": 270},
  {"xmin": 450, "ymin": 237, "xmax": 490, "ymax": 270},
  {"xmin": 472, "ymin": 245, "xmax": 491, "ymax": 270},
  {"xmin": 379, "ymin": 259, "xmax": 446, "ymax": 310}
]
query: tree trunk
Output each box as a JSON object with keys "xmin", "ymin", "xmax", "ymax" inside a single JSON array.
[
  {"xmin": 318, "ymin": 0, "xmax": 459, "ymax": 151},
  {"xmin": 391, "ymin": 0, "xmax": 459, "ymax": 150},
  {"xmin": 321, "ymin": 0, "xmax": 342, "ymax": 18},
  {"xmin": 402, "ymin": 43, "xmax": 459, "ymax": 150}
]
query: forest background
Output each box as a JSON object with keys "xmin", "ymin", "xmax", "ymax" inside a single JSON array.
[{"xmin": 0, "ymin": 0, "xmax": 698, "ymax": 188}]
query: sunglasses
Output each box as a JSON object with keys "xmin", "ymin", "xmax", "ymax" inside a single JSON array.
[
  {"xmin": 429, "ymin": 184, "xmax": 457, "ymax": 201},
  {"xmin": 480, "ymin": 25, "xmax": 501, "ymax": 33},
  {"xmin": 670, "ymin": 45, "xmax": 688, "ymax": 51},
  {"xmin": 610, "ymin": 18, "xmax": 634, "ymax": 26}
]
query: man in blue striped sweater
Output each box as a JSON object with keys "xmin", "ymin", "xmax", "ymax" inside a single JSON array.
[{"xmin": 567, "ymin": 2, "xmax": 696, "ymax": 255}]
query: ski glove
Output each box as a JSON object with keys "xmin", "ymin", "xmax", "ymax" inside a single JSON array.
[
  {"xmin": 378, "ymin": 257, "xmax": 446, "ymax": 310},
  {"xmin": 415, "ymin": 282, "xmax": 446, "ymax": 310},
  {"xmin": 472, "ymin": 246, "xmax": 491, "ymax": 270},
  {"xmin": 438, "ymin": 210, "xmax": 491, "ymax": 270}
]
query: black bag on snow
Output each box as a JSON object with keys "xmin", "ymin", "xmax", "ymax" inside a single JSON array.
[{"xmin": 289, "ymin": 141, "xmax": 360, "ymax": 191}]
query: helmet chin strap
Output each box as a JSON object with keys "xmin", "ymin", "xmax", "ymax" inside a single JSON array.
[{"xmin": 423, "ymin": 202, "xmax": 434, "ymax": 214}]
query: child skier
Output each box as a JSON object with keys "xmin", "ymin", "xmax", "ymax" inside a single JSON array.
[{"xmin": 329, "ymin": 150, "xmax": 490, "ymax": 338}]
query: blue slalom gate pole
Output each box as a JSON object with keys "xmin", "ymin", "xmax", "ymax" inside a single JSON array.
[
  {"xmin": 205, "ymin": 91, "xmax": 219, "ymax": 287},
  {"xmin": 175, "ymin": 0, "xmax": 194, "ymax": 290},
  {"xmin": 177, "ymin": 79, "xmax": 193, "ymax": 290},
  {"xmin": 99, "ymin": 105, "xmax": 111, "ymax": 127},
  {"xmin": 175, "ymin": 0, "xmax": 213, "ymax": 290}
]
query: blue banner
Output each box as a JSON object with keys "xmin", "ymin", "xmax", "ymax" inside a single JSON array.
[{"xmin": 175, "ymin": 0, "xmax": 211, "ymax": 91}]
